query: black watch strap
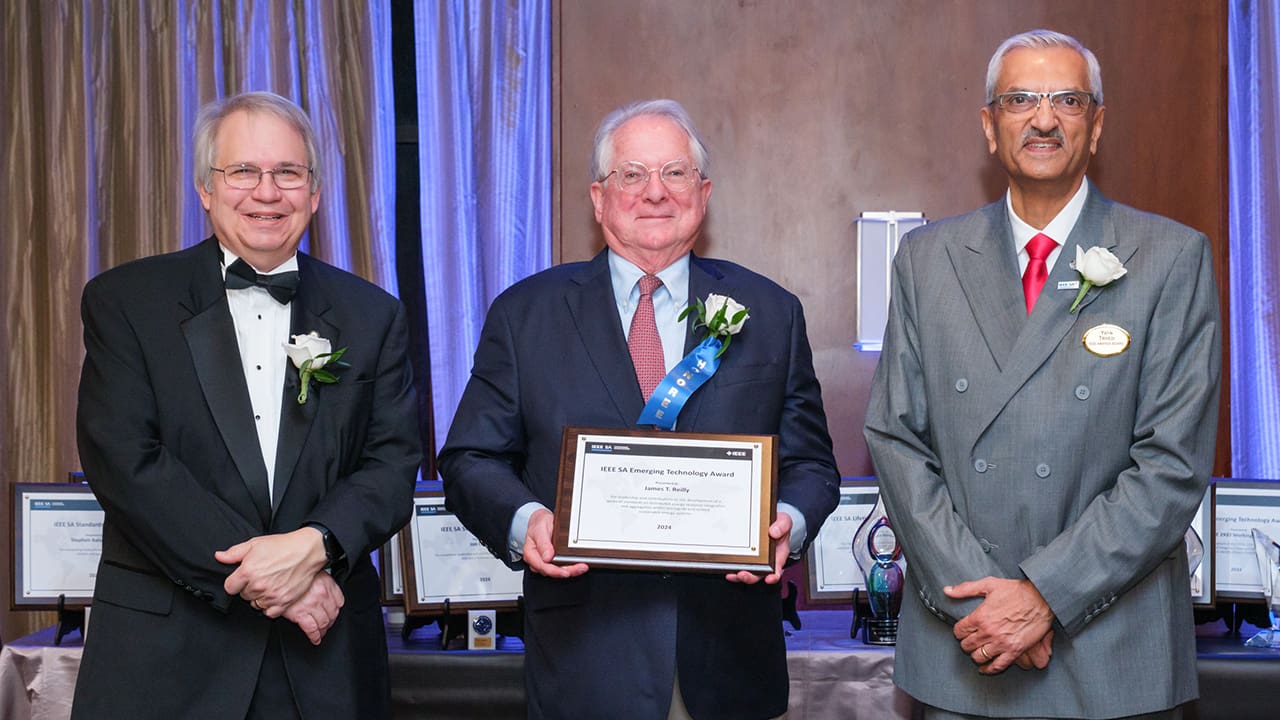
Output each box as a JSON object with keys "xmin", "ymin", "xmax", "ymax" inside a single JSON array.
[{"xmin": 306, "ymin": 523, "xmax": 345, "ymax": 570}]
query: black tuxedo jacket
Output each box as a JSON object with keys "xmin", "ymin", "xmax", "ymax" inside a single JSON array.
[
  {"xmin": 440, "ymin": 250, "xmax": 840, "ymax": 720},
  {"xmin": 72, "ymin": 237, "xmax": 421, "ymax": 719}
]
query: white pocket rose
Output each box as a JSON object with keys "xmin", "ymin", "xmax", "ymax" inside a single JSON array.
[
  {"xmin": 1073, "ymin": 246, "xmax": 1127, "ymax": 286},
  {"xmin": 284, "ymin": 332, "xmax": 333, "ymax": 370},
  {"xmin": 704, "ymin": 294, "xmax": 750, "ymax": 335},
  {"xmin": 1068, "ymin": 246, "xmax": 1127, "ymax": 313}
]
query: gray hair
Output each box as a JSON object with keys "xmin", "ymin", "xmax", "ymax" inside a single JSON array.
[
  {"xmin": 192, "ymin": 91, "xmax": 321, "ymax": 193},
  {"xmin": 590, "ymin": 99, "xmax": 710, "ymax": 181},
  {"xmin": 985, "ymin": 29, "xmax": 1104, "ymax": 105}
]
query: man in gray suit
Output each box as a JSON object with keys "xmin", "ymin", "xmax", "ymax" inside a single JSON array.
[{"xmin": 864, "ymin": 29, "xmax": 1220, "ymax": 719}]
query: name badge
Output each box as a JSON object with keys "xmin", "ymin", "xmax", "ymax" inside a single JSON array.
[
  {"xmin": 1082, "ymin": 323, "xmax": 1130, "ymax": 357},
  {"xmin": 1057, "ymin": 280, "xmax": 1080, "ymax": 290}
]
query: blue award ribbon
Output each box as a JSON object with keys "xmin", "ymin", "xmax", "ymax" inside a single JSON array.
[{"xmin": 636, "ymin": 336, "xmax": 723, "ymax": 430}]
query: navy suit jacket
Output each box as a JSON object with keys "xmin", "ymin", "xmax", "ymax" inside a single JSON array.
[
  {"xmin": 72, "ymin": 237, "xmax": 421, "ymax": 719},
  {"xmin": 440, "ymin": 250, "xmax": 839, "ymax": 720}
]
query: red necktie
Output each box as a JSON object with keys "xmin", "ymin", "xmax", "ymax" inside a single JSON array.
[
  {"xmin": 629, "ymin": 275, "xmax": 666, "ymax": 400},
  {"xmin": 1022, "ymin": 233, "xmax": 1058, "ymax": 314}
]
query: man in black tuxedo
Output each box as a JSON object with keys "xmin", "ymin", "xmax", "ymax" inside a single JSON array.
[
  {"xmin": 72, "ymin": 91, "xmax": 421, "ymax": 719},
  {"xmin": 440, "ymin": 99, "xmax": 840, "ymax": 719}
]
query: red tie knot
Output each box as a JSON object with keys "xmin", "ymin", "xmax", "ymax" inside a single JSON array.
[
  {"xmin": 638, "ymin": 274, "xmax": 662, "ymax": 297},
  {"xmin": 1027, "ymin": 233, "xmax": 1057, "ymax": 261}
]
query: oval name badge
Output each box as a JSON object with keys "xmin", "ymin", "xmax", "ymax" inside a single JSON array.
[{"xmin": 1082, "ymin": 323, "xmax": 1131, "ymax": 357}]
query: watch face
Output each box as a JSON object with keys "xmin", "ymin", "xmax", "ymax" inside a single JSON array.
[{"xmin": 472, "ymin": 615, "xmax": 494, "ymax": 635}]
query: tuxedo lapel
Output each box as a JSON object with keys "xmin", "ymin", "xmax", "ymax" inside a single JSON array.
[
  {"xmin": 565, "ymin": 251, "xmax": 642, "ymax": 424},
  {"xmin": 272, "ymin": 257, "xmax": 332, "ymax": 514},
  {"xmin": 945, "ymin": 203, "xmax": 1026, "ymax": 372},
  {"xmin": 179, "ymin": 240, "xmax": 272, "ymax": 528}
]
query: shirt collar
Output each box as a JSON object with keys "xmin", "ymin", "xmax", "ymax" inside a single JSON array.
[
  {"xmin": 1006, "ymin": 180, "xmax": 1089, "ymax": 253},
  {"xmin": 608, "ymin": 250, "xmax": 690, "ymax": 312}
]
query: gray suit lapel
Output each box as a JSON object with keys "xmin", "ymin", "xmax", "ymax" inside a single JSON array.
[
  {"xmin": 179, "ymin": 241, "xmax": 272, "ymax": 528},
  {"xmin": 945, "ymin": 203, "xmax": 1025, "ymax": 372},
  {"xmin": 967, "ymin": 188, "xmax": 1135, "ymax": 444},
  {"xmin": 272, "ymin": 262, "xmax": 331, "ymax": 514},
  {"xmin": 566, "ymin": 251, "xmax": 644, "ymax": 424}
]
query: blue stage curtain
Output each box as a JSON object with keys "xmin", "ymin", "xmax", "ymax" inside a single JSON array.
[
  {"xmin": 1229, "ymin": 1, "xmax": 1280, "ymax": 477},
  {"xmin": 412, "ymin": 0, "xmax": 552, "ymax": 451}
]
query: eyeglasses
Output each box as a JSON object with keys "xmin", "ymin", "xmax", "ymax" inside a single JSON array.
[
  {"xmin": 604, "ymin": 159, "xmax": 702, "ymax": 193},
  {"xmin": 990, "ymin": 90, "xmax": 1096, "ymax": 117},
  {"xmin": 211, "ymin": 163, "xmax": 313, "ymax": 190}
]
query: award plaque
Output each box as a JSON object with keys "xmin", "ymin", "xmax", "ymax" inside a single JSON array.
[
  {"xmin": 399, "ymin": 492, "xmax": 523, "ymax": 615},
  {"xmin": 12, "ymin": 482, "xmax": 104, "ymax": 609},
  {"xmin": 552, "ymin": 427, "xmax": 777, "ymax": 573},
  {"xmin": 1212, "ymin": 479, "xmax": 1280, "ymax": 599}
]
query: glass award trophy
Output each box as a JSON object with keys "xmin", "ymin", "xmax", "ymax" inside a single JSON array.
[
  {"xmin": 853, "ymin": 496, "xmax": 903, "ymax": 645},
  {"xmin": 1245, "ymin": 528, "xmax": 1280, "ymax": 648}
]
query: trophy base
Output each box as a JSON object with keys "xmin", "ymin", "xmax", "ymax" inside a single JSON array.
[
  {"xmin": 1244, "ymin": 627, "xmax": 1280, "ymax": 649},
  {"xmin": 862, "ymin": 618, "xmax": 898, "ymax": 646}
]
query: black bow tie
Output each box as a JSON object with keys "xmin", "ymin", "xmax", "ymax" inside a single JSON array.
[{"xmin": 224, "ymin": 258, "xmax": 299, "ymax": 305}]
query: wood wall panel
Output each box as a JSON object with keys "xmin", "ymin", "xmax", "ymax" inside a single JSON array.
[{"xmin": 553, "ymin": 0, "xmax": 1229, "ymax": 477}]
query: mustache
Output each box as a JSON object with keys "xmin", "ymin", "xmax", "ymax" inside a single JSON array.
[{"xmin": 1022, "ymin": 127, "xmax": 1065, "ymax": 143}]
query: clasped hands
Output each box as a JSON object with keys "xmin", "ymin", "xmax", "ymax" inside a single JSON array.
[
  {"xmin": 215, "ymin": 527, "xmax": 343, "ymax": 646},
  {"xmin": 520, "ymin": 508, "xmax": 795, "ymax": 586},
  {"xmin": 945, "ymin": 577, "xmax": 1055, "ymax": 675}
]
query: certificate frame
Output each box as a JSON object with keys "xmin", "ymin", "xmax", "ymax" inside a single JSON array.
[
  {"xmin": 1211, "ymin": 478, "xmax": 1280, "ymax": 601},
  {"xmin": 378, "ymin": 535, "xmax": 404, "ymax": 605},
  {"xmin": 398, "ymin": 490, "xmax": 523, "ymax": 615},
  {"xmin": 1189, "ymin": 483, "xmax": 1215, "ymax": 608},
  {"xmin": 11, "ymin": 482, "xmax": 104, "ymax": 610},
  {"xmin": 805, "ymin": 478, "xmax": 880, "ymax": 604},
  {"xmin": 552, "ymin": 427, "xmax": 778, "ymax": 573}
]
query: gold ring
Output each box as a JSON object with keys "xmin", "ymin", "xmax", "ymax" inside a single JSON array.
[
  {"xmin": 251, "ymin": 599, "xmax": 262, "ymax": 611},
  {"xmin": 979, "ymin": 646, "xmax": 991, "ymax": 660}
]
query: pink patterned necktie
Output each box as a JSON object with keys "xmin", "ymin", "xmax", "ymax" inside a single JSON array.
[
  {"xmin": 629, "ymin": 275, "xmax": 666, "ymax": 400},
  {"xmin": 1023, "ymin": 232, "xmax": 1058, "ymax": 314}
]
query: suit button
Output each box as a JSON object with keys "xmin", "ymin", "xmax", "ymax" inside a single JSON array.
[
  {"xmin": 979, "ymin": 538, "xmax": 992, "ymax": 553},
  {"xmin": 955, "ymin": 378, "xmax": 969, "ymax": 393},
  {"xmin": 1036, "ymin": 463, "xmax": 1051, "ymax": 478},
  {"xmin": 973, "ymin": 459, "xmax": 988, "ymax": 473},
  {"xmin": 1075, "ymin": 385, "xmax": 1090, "ymax": 400}
]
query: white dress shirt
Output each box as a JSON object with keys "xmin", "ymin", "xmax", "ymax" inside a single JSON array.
[
  {"xmin": 1007, "ymin": 179, "xmax": 1089, "ymax": 275},
  {"xmin": 220, "ymin": 245, "xmax": 297, "ymax": 505}
]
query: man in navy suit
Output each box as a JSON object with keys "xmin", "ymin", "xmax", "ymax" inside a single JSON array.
[
  {"xmin": 73, "ymin": 92, "xmax": 421, "ymax": 719},
  {"xmin": 440, "ymin": 99, "xmax": 840, "ymax": 720}
]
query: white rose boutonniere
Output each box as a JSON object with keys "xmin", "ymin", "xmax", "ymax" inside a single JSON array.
[
  {"xmin": 679, "ymin": 293, "xmax": 749, "ymax": 358},
  {"xmin": 283, "ymin": 332, "xmax": 349, "ymax": 404},
  {"xmin": 1068, "ymin": 246, "xmax": 1127, "ymax": 313}
]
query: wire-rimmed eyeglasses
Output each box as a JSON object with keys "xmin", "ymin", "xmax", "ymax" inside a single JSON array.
[
  {"xmin": 604, "ymin": 159, "xmax": 703, "ymax": 194},
  {"xmin": 990, "ymin": 90, "xmax": 1097, "ymax": 117},
  {"xmin": 211, "ymin": 163, "xmax": 313, "ymax": 190}
]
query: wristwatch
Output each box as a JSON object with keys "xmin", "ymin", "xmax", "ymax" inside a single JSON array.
[{"xmin": 306, "ymin": 522, "xmax": 345, "ymax": 571}]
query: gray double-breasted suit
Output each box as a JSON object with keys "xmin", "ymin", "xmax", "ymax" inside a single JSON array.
[{"xmin": 864, "ymin": 184, "xmax": 1221, "ymax": 718}]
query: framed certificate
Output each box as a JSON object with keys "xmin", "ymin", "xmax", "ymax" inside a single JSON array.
[
  {"xmin": 806, "ymin": 479, "xmax": 879, "ymax": 603},
  {"xmin": 379, "ymin": 536, "xmax": 404, "ymax": 604},
  {"xmin": 1189, "ymin": 484, "xmax": 1214, "ymax": 607},
  {"xmin": 12, "ymin": 482, "xmax": 104, "ymax": 609},
  {"xmin": 1213, "ymin": 479, "xmax": 1280, "ymax": 600},
  {"xmin": 399, "ymin": 491, "xmax": 523, "ymax": 614},
  {"xmin": 552, "ymin": 427, "xmax": 777, "ymax": 573}
]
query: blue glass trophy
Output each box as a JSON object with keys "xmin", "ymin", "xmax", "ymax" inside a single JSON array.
[{"xmin": 853, "ymin": 500, "xmax": 903, "ymax": 645}]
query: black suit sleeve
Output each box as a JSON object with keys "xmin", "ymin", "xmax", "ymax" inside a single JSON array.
[{"xmin": 300, "ymin": 302, "xmax": 421, "ymax": 582}]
